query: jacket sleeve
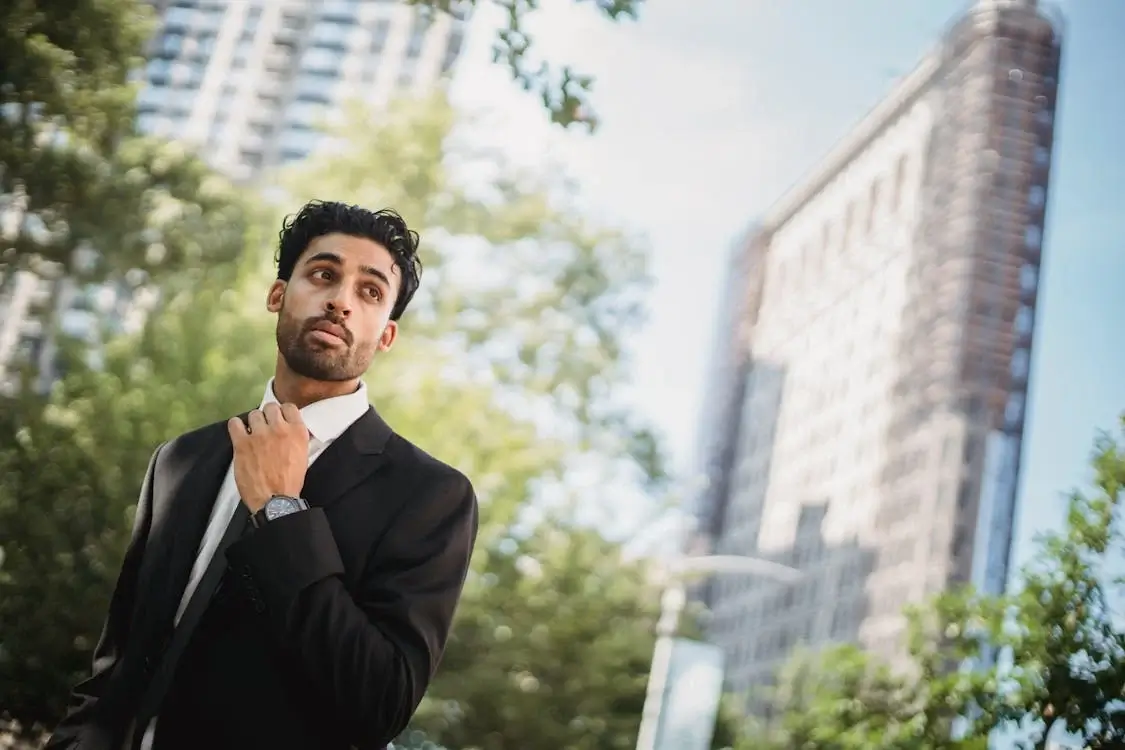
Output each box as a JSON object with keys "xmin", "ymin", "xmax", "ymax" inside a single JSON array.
[
  {"xmin": 45, "ymin": 443, "xmax": 164, "ymax": 750},
  {"xmin": 226, "ymin": 468, "xmax": 478, "ymax": 750}
]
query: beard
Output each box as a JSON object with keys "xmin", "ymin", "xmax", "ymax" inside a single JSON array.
[{"xmin": 275, "ymin": 306, "xmax": 377, "ymax": 382}]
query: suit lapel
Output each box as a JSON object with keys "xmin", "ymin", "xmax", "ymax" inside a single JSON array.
[
  {"xmin": 302, "ymin": 406, "xmax": 392, "ymax": 508},
  {"xmin": 138, "ymin": 406, "xmax": 391, "ymax": 631},
  {"xmin": 142, "ymin": 421, "xmax": 234, "ymax": 634}
]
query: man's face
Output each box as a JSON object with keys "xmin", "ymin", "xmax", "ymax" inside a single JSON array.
[{"xmin": 269, "ymin": 233, "xmax": 400, "ymax": 382}]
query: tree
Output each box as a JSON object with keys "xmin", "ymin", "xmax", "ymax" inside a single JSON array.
[
  {"xmin": 741, "ymin": 420, "xmax": 1125, "ymax": 750},
  {"xmin": 1, "ymin": 0, "xmax": 248, "ymax": 281},
  {"xmin": 923, "ymin": 424, "xmax": 1125, "ymax": 749},
  {"xmin": 412, "ymin": 0, "xmax": 644, "ymax": 131},
  {"xmin": 409, "ymin": 519, "xmax": 661, "ymax": 749},
  {"xmin": 405, "ymin": 515, "xmax": 744, "ymax": 750},
  {"xmin": 270, "ymin": 92, "xmax": 665, "ymax": 494},
  {"xmin": 0, "ymin": 92, "xmax": 664, "ymax": 741},
  {"xmin": 737, "ymin": 643, "xmax": 988, "ymax": 750}
]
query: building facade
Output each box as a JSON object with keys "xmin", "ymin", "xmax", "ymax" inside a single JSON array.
[
  {"xmin": 691, "ymin": 0, "xmax": 1062, "ymax": 712},
  {"xmin": 139, "ymin": 0, "xmax": 468, "ymax": 181}
]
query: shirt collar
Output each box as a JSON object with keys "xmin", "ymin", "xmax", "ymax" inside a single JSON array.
[{"xmin": 259, "ymin": 378, "xmax": 370, "ymax": 444}]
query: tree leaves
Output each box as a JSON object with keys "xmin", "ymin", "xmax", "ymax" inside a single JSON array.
[
  {"xmin": 272, "ymin": 92, "xmax": 666, "ymax": 493},
  {"xmin": 0, "ymin": 92, "xmax": 669, "ymax": 745},
  {"xmin": 746, "ymin": 419, "xmax": 1125, "ymax": 750},
  {"xmin": 409, "ymin": 0, "xmax": 646, "ymax": 131},
  {"xmin": 1, "ymin": 0, "xmax": 248, "ymax": 283}
]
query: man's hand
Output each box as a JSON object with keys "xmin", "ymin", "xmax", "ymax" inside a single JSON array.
[{"xmin": 227, "ymin": 403, "xmax": 310, "ymax": 513}]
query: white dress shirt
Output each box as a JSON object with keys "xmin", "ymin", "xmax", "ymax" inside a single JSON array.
[{"xmin": 137, "ymin": 379, "xmax": 371, "ymax": 750}]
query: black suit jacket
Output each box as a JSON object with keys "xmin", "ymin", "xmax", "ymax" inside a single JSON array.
[{"xmin": 46, "ymin": 407, "xmax": 478, "ymax": 750}]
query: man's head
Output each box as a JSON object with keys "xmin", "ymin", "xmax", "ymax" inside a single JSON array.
[{"xmin": 268, "ymin": 201, "xmax": 422, "ymax": 384}]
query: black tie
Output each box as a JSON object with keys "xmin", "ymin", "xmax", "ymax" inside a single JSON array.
[{"xmin": 133, "ymin": 503, "xmax": 251, "ymax": 739}]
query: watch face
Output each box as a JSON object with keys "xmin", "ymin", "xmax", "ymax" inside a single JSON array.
[{"xmin": 265, "ymin": 496, "xmax": 300, "ymax": 520}]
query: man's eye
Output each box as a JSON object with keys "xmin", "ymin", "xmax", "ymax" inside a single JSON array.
[
  {"xmin": 366, "ymin": 287, "xmax": 381, "ymax": 300},
  {"xmin": 313, "ymin": 269, "xmax": 332, "ymax": 280}
]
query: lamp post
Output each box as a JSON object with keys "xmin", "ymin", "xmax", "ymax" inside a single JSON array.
[{"xmin": 635, "ymin": 555, "xmax": 803, "ymax": 750}]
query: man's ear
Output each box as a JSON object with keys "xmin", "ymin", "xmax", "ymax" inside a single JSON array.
[
  {"xmin": 378, "ymin": 320, "xmax": 398, "ymax": 352},
  {"xmin": 267, "ymin": 280, "xmax": 285, "ymax": 313}
]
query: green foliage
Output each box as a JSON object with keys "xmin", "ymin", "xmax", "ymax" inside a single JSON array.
[
  {"xmin": 407, "ymin": 518, "xmax": 744, "ymax": 750},
  {"xmin": 744, "ymin": 420, "xmax": 1125, "ymax": 750},
  {"xmin": 411, "ymin": 0, "xmax": 645, "ymax": 131},
  {"xmin": 273, "ymin": 92, "xmax": 665, "ymax": 493},
  {"xmin": 412, "ymin": 520, "xmax": 660, "ymax": 749},
  {"xmin": 0, "ymin": 94, "xmax": 668, "ymax": 745},
  {"xmin": 1, "ymin": 0, "xmax": 248, "ymax": 281}
]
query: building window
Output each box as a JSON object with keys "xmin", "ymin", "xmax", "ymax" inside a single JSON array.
[
  {"xmin": 279, "ymin": 127, "xmax": 319, "ymax": 157},
  {"xmin": 311, "ymin": 20, "xmax": 349, "ymax": 49},
  {"xmin": 164, "ymin": 6, "xmax": 194, "ymax": 29},
  {"xmin": 369, "ymin": 18, "xmax": 390, "ymax": 54},
  {"xmin": 281, "ymin": 12, "xmax": 306, "ymax": 32},
  {"xmin": 405, "ymin": 14, "xmax": 430, "ymax": 59},
  {"xmin": 1010, "ymin": 349, "xmax": 1030, "ymax": 379},
  {"xmin": 302, "ymin": 46, "xmax": 344, "ymax": 75},
  {"xmin": 240, "ymin": 149, "xmax": 263, "ymax": 170},
  {"xmin": 397, "ymin": 59, "xmax": 416, "ymax": 89},
  {"xmin": 892, "ymin": 156, "xmax": 908, "ymax": 213},
  {"xmin": 442, "ymin": 29, "xmax": 464, "ymax": 73},
  {"xmin": 284, "ymin": 101, "xmax": 325, "ymax": 129},
  {"xmin": 866, "ymin": 181, "xmax": 881, "ymax": 235},
  {"xmin": 1005, "ymin": 392, "xmax": 1025, "ymax": 426},
  {"xmin": 320, "ymin": 0, "xmax": 358, "ymax": 23}
]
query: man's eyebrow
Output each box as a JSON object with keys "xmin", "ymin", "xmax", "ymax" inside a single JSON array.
[
  {"xmin": 359, "ymin": 265, "xmax": 392, "ymax": 286},
  {"xmin": 305, "ymin": 250, "xmax": 342, "ymax": 266},
  {"xmin": 305, "ymin": 252, "xmax": 392, "ymax": 286}
]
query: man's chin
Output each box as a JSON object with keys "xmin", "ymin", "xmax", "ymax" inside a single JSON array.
[{"xmin": 283, "ymin": 353, "xmax": 355, "ymax": 383}]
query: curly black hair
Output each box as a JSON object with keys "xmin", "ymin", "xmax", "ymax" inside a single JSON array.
[{"xmin": 276, "ymin": 200, "xmax": 423, "ymax": 321}]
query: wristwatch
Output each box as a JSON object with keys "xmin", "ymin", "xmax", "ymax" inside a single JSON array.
[{"xmin": 251, "ymin": 494, "xmax": 310, "ymax": 528}]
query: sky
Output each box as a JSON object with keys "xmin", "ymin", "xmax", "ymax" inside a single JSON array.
[{"xmin": 447, "ymin": 0, "xmax": 1125, "ymax": 571}]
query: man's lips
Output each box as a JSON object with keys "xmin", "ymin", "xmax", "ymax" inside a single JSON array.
[{"xmin": 308, "ymin": 321, "xmax": 348, "ymax": 345}]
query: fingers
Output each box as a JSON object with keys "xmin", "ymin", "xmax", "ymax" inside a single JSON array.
[
  {"xmin": 262, "ymin": 403, "xmax": 304, "ymax": 427},
  {"xmin": 236, "ymin": 404, "xmax": 304, "ymax": 438},
  {"xmin": 262, "ymin": 402, "xmax": 285, "ymax": 425},
  {"xmin": 248, "ymin": 408, "xmax": 268, "ymax": 432},
  {"xmin": 280, "ymin": 402, "xmax": 303, "ymax": 426},
  {"xmin": 227, "ymin": 417, "xmax": 248, "ymax": 444}
]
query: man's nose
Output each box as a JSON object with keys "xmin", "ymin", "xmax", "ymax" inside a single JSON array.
[{"xmin": 325, "ymin": 296, "xmax": 352, "ymax": 317}]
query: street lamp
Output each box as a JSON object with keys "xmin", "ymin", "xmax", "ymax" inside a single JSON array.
[{"xmin": 635, "ymin": 554, "xmax": 803, "ymax": 750}]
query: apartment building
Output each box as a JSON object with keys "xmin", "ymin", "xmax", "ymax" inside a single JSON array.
[{"xmin": 689, "ymin": 0, "xmax": 1062, "ymax": 711}]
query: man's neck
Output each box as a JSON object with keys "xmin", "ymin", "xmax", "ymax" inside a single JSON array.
[{"xmin": 271, "ymin": 370, "xmax": 360, "ymax": 409}]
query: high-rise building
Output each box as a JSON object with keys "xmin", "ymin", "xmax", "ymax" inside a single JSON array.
[
  {"xmin": 690, "ymin": 0, "xmax": 1062, "ymax": 712},
  {"xmin": 138, "ymin": 0, "xmax": 468, "ymax": 181},
  {"xmin": 0, "ymin": 0, "xmax": 469, "ymax": 391}
]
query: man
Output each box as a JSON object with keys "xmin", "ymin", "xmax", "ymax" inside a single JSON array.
[{"xmin": 47, "ymin": 201, "xmax": 478, "ymax": 750}]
